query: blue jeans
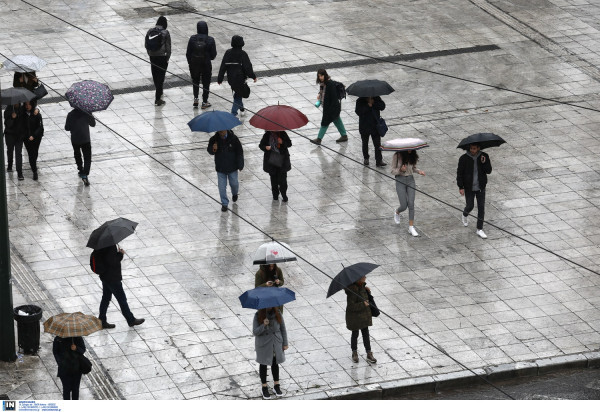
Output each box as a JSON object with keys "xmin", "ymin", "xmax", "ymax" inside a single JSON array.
[
  {"xmin": 231, "ymin": 91, "xmax": 243, "ymax": 115},
  {"xmin": 99, "ymin": 280, "xmax": 135, "ymax": 324},
  {"xmin": 217, "ymin": 171, "xmax": 239, "ymax": 206}
]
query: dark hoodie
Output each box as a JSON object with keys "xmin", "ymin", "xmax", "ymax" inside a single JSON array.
[
  {"xmin": 147, "ymin": 15, "xmax": 171, "ymax": 58},
  {"xmin": 217, "ymin": 35, "xmax": 256, "ymax": 92},
  {"xmin": 185, "ymin": 21, "xmax": 217, "ymax": 69}
]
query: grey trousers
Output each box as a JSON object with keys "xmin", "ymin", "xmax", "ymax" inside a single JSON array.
[{"xmin": 395, "ymin": 175, "xmax": 416, "ymax": 221}]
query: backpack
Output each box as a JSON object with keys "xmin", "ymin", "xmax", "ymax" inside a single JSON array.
[
  {"xmin": 335, "ymin": 81, "xmax": 346, "ymax": 101},
  {"xmin": 145, "ymin": 27, "xmax": 164, "ymax": 52},
  {"xmin": 89, "ymin": 250, "xmax": 105, "ymax": 275},
  {"xmin": 190, "ymin": 35, "xmax": 207, "ymax": 63}
]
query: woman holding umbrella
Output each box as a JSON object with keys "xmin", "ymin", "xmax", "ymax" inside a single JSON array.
[
  {"xmin": 391, "ymin": 149, "xmax": 426, "ymax": 237},
  {"xmin": 21, "ymin": 100, "xmax": 44, "ymax": 181},
  {"xmin": 259, "ymin": 131, "xmax": 292, "ymax": 202},
  {"xmin": 253, "ymin": 307, "xmax": 288, "ymax": 399}
]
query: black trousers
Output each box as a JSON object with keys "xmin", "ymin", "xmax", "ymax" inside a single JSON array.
[
  {"xmin": 189, "ymin": 65, "xmax": 212, "ymax": 103},
  {"xmin": 463, "ymin": 189, "xmax": 486, "ymax": 230},
  {"xmin": 351, "ymin": 327, "xmax": 371, "ymax": 352},
  {"xmin": 259, "ymin": 356, "xmax": 279, "ymax": 384},
  {"xmin": 72, "ymin": 142, "xmax": 92, "ymax": 176},
  {"xmin": 269, "ymin": 170, "xmax": 288, "ymax": 198},
  {"xmin": 59, "ymin": 373, "xmax": 82, "ymax": 400},
  {"xmin": 23, "ymin": 136, "xmax": 42, "ymax": 172},
  {"xmin": 360, "ymin": 132, "xmax": 382, "ymax": 163},
  {"xmin": 150, "ymin": 56, "xmax": 169, "ymax": 101},
  {"xmin": 5, "ymin": 133, "xmax": 23, "ymax": 173}
]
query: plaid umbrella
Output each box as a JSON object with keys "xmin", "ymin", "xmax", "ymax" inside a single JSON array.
[
  {"xmin": 66, "ymin": 80, "xmax": 114, "ymax": 112},
  {"xmin": 43, "ymin": 312, "xmax": 103, "ymax": 337},
  {"xmin": 2, "ymin": 55, "xmax": 47, "ymax": 72}
]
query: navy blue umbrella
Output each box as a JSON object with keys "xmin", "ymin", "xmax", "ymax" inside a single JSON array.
[
  {"xmin": 239, "ymin": 287, "xmax": 296, "ymax": 309},
  {"xmin": 188, "ymin": 110, "xmax": 242, "ymax": 133}
]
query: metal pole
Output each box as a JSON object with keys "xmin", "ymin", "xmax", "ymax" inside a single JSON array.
[{"xmin": 0, "ymin": 63, "xmax": 17, "ymax": 362}]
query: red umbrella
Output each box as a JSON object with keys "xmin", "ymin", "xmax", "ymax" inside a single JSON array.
[{"xmin": 249, "ymin": 104, "xmax": 308, "ymax": 131}]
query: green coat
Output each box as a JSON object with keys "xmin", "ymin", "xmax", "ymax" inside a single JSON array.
[
  {"xmin": 345, "ymin": 283, "xmax": 372, "ymax": 331},
  {"xmin": 255, "ymin": 266, "xmax": 285, "ymax": 288}
]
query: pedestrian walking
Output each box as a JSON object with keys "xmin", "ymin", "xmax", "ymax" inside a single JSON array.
[
  {"xmin": 94, "ymin": 245, "xmax": 145, "ymax": 328},
  {"xmin": 145, "ymin": 15, "xmax": 171, "ymax": 106},
  {"xmin": 217, "ymin": 35, "xmax": 257, "ymax": 116},
  {"xmin": 52, "ymin": 335, "xmax": 85, "ymax": 400},
  {"xmin": 4, "ymin": 103, "xmax": 24, "ymax": 180},
  {"xmin": 186, "ymin": 21, "xmax": 217, "ymax": 109},
  {"xmin": 21, "ymin": 100, "xmax": 43, "ymax": 181},
  {"xmin": 255, "ymin": 263, "xmax": 286, "ymax": 313},
  {"xmin": 310, "ymin": 68, "xmax": 347, "ymax": 145},
  {"xmin": 345, "ymin": 275, "xmax": 376, "ymax": 364},
  {"xmin": 457, "ymin": 143, "xmax": 492, "ymax": 239},
  {"xmin": 259, "ymin": 130, "xmax": 292, "ymax": 202},
  {"xmin": 391, "ymin": 150, "xmax": 425, "ymax": 237},
  {"xmin": 207, "ymin": 129, "xmax": 244, "ymax": 211},
  {"xmin": 13, "ymin": 71, "xmax": 39, "ymax": 91},
  {"xmin": 253, "ymin": 307, "xmax": 288, "ymax": 399},
  {"xmin": 355, "ymin": 96, "xmax": 386, "ymax": 166},
  {"xmin": 65, "ymin": 108, "xmax": 96, "ymax": 186}
]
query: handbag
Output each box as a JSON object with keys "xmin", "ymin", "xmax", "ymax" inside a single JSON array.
[
  {"xmin": 33, "ymin": 83, "xmax": 48, "ymax": 100},
  {"xmin": 376, "ymin": 117, "xmax": 388, "ymax": 137},
  {"xmin": 241, "ymin": 82, "xmax": 251, "ymax": 99},
  {"xmin": 367, "ymin": 292, "xmax": 380, "ymax": 317},
  {"xmin": 267, "ymin": 151, "xmax": 284, "ymax": 168},
  {"xmin": 79, "ymin": 353, "xmax": 92, "ymax": 374}
]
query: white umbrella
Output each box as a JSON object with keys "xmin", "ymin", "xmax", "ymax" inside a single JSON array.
[
  {"xmin": 252, "ymin": 241, "xmax": 297, "ymax": 265},
  {"xmin": 381, "ymin": 137, "xmax": 429, "ymax": 152},
  {"xmin": 3, "ymin": 55, "xmax": 47, "ymax": 72}
]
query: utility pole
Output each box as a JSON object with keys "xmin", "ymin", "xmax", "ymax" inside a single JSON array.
[{"xmin": 0, "ymin": 63, "xmax": 17, "ymax": 362}]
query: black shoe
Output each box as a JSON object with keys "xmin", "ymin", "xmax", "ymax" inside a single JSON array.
[
  {"xmin": 310, "ymin": 138, "xmax": 322, "ymax": 145},
  {"xmin": 232, "ymin": 194, "xmax": 238, "ymax": 202},
  {"xmin": 155, "ymin": 99, "xmax": 165, "ymax": 106},
  {"xmin": 221, "ymin": 205, "xmax": 228, "ymax": 212},
  {"xmin": 6, "ymin": 165, "xmax": 12, "ymax": 172},
  {"xmin": 363, "ymin": 158, "xmax": 369, "ymax": 166},
  {"xmin": 336, "ymin": 135, "xmax": 348, "ymax": 143},
  {"xmin": 273, "ymin": 384, "xmax": 283, "ymax": 397},
  {"xmin": 193, "ymin": 98, "xmax": 199, "ymax": 108},
  {"xmin": 102, "ymin": 322, "xmax": 115, "ymax": 329},
  {"xmin": 33, "ymin": 172, "xmax": 38, "ymax": 181},
  {"xmin": 273, "ymin": 195, "xmax": 279, "ymax": 201},
  {"xmin": 376, "ymin": 162, "xmax": 387, "ymax": 167},
  {"xmin": 282, "ymin": 196, "xmax": 288, "ymax": 203},
  {"xmin": 261, "ymin": 386, "xmax": 271, "ymax": 400},
  {"xmin": 128, "ymin": 318, "xmax": 145, "ymax": 327},
  {"xmin": 18, "ymin": 174, "xmax": 24, "ymax": 181},
  {"xmin": 82, "ymin": 177, "xmax": 90, "ymax": 186}
]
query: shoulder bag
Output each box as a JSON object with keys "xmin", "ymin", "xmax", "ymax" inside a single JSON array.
[{"xmin": 367, "ymin": 292, "xmax": 380, "ymax": 317}]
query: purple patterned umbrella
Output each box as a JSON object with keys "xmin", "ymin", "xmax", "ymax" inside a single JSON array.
[{"xmin": 66, "ymin": 80, "xmax": 114, "ymax": 112}]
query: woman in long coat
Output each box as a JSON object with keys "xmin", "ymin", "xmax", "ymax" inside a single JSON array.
[
  {"xmin": 52, "ymin": 336, "xmax": 86, "ymax": 400},
  {"xmin": 253, "ymin": 307, "xmax": 288, "ymax": 399},
  {"xmin": 310, "ymin": 68, "xmax": 347, "ymax": 145},
  {"xmin": 259, "ymin": 131, "xmax": 292, "ymax": 202},
  {"xmin": 21, "ymin": 100, "xmax": 43, "ymax": 181},
  {"xmin": 345, "ymin": 275, "xmax": 376, "ymax": 364}
]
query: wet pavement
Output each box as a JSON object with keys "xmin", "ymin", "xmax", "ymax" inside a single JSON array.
[{"xmin": 1, "ymin": 0, "xmax": 600, "ymax": 400}]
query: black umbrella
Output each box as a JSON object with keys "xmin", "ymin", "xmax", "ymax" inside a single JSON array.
[
  {"xmin": 457, "ymin": 133, "xmax": 506, "ymax": 150},
  {"xmin": 326, "ymin": 262, "xmax": 380, "ymax": 298},
  {"xmin": 346, "ymin": 80, "xmax": 394, "ymax": 97},
  {"xmin": 86, "ymin": 218, "xmax": 138, "ymax": 250},
  {"xmin": 0, "ymin": 87, "xmax": 36, "ymax": 105}
]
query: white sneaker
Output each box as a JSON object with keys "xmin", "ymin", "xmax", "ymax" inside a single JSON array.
[
  {"xmin": 476, "ymin": 230, "xmax": 487, "ymax": 239},
  {"xmin": 394, "ymin": 210, "xmax": 401, "ymax": 224},
  {"xmin": 461, "ymin": 215, "xmax": 468, "ymax": 226},
  {"xmin": 408, "ymin": 226, "xmax": 419, "ymax": 237}
]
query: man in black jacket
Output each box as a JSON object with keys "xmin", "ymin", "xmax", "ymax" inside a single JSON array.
[
  {"xmin": 355, "ymin": 96, "xmax": 386, "ymax": 167},
  {"xmin": 65, "ymin": 108, "xmax": 96, "ymax": 186},
  {"xmin": 217, "ymin": 35, "xmax": 257, "ymax": 116},
  {"xmin": 207, "ymin": 129, "xmax": 244, "ymax": 211},
  {"xmin": 95, "ymin": 245, "xmax": 144, "ymax": 328},
  {"xmin": 4, "ymin": 103, "xmax": 24, "ymax": 180},
  {"xmin": 186, "ymin": 21, "xmax": 217, "ymax": 109},
  {"xmin": 457, "ymin": 143, "xmax": 492, "ymax": 238},
  {"xmin": 146, "ymin": 16, "xmax": 171, "ymax": 106},
  {"xmin": 21, "ymin": 100, "xmax": 43, "ymax": 181}
]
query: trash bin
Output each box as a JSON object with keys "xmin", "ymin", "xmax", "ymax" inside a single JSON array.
[{"xmin": 13, "ymin": 305, "xmax": 42, "ymax": 354}]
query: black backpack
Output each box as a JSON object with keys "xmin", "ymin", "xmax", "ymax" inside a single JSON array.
[
  {"xmin": 335, "ymin": 81, "xmax": 347, "ymax": 101},
  {"xmin": 190, "ymin": 35, "xmax": 207, "ymax": 62},
  {"xmin": 89, "ymin": 250, "xmax": 105, "ymax": 275},
  {"xmin": 145, "ymin": 27, "xmax": 164, "ymax": 52}
]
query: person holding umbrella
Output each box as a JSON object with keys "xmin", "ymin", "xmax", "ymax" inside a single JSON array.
[
  {"xmin": 253, "ymin": 307, "xmax": 288, "ymax": 399},
  {"xmin": 255, "ymin": 263, "xmax": 286, "ymax": 313},
  {"xmin": 310, "ymin": 69, "xmax": 347, "ymax": 145},
  {"xmin": 65, "ymin": 108, "xmax": 96, "ymax": 186},
  {"xmin": 4, "ymin": 102, "xmax": 24, "ymax": 180},
  {"xmin": 391, "ymin": 150, "xmax": 426, "ymax": 237},
  {"xmin": 21, "ymin": 100, "xmax": 43, "ymax": 181},
  {"xmin": 207, "ymin": 128, "xmax": 244, "ymax": 212},
  {"xmin": 355, "ymin": 96, "xmax": 386, "ymax": 166},
  {"xmin": 259, "ymin": 130, "xmax": 292, "ymax": 202}
]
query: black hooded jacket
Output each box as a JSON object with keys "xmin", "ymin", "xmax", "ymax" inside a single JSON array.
[
  {"xmin": 217, "ymin": 35, "xmax": 256, "ymax": 93},
  {"xmin": 147, "ymin": 16, "xmax": 171, "ymax": 59},
  {"xmin": 186, "ymin": 21, "xmax": 217, "ymax": 71}
]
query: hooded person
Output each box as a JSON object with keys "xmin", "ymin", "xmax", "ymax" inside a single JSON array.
[
  {"xmin": 65, "ymin": 107, "xmax": 96, "ymax": 186},
  {"xmin": 186, "ymin": 21, "xmax": 217, "ymax": 109},
  {"xmin": 145, "ymin": 15, "xmax": 171, "ymax": 106},
  {"xmin": 217, "ymin": 35, "xmax": 257, "ymax": 116}
]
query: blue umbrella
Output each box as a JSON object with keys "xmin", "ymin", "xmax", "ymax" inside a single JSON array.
[
  {"xmin": 188, "ymin": 110, "xmax": 242, "ymax": 133},
  {"xmin": 239, "ymin": 287, "xmax": 296, "ymax": 309}
]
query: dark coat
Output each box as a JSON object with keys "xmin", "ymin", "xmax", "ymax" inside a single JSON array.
[
  {"xmin": 456, "ymin": 151, "xmax": 492, "ymax": 192},
  {"xmin": 52, "ymin": 336, "xmax": 86, "ymax": 378},
  {"xmin": 258, "ymin": 131, "xmax": 292, "ymax": 174},
  {"xmin": 207, "ymin": 130, "xmax": 244, "ymax": 173},
  {"xmin": 345, "ymin": 283, "xmax": 372, "ymax": 331},
  {"xmin": 65, "ymin": 109, "xmax": 96, "ymax": 145},
  {"xmin": 321, "ymin": 79, "xmax": 341, "ymax": 126},
  {"xmin": 253, "ymin": 310, "xmax": 288, "ymax": 365},
  {"xmin": 186, "ymin": 21, "xmax": 217, "ymax": 71},
  {"xmin": 13, "ymin": 72, "xmax": 39, "ymax": 91},
  {"xmin": 217, "ymin": 36, "xmax": 256, "ymax": 94},
  {"xmin": 4, "ymin": 104, "xmax": 22, "ymax": 137},
  {"xmin": 355, "ymin": 97, "xmax": 385, "ymax": 135},
  {"xmin": 21, "ymin": 106, "xmax": 43, "ymax": 141},
  {"xmin": 255, "ymin": 266, "xmax": 285, "ymax": 288},
  {"xmin": 147, "ymin": 17, "xmax": 171, "ymax": 59},
  {"xmin": 94, "ymin": 245, "xmax": 124, "ymax": 283}
]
